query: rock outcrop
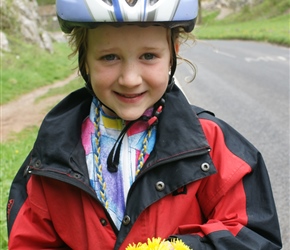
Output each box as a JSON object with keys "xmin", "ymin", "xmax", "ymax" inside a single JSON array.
[
  {"xmin": 0, "ymin": 31, "xmax": 10, "ymax": 52},
  {"xmin": 0, "ymin": 0, "xmax": 53, "ymax": 53}
]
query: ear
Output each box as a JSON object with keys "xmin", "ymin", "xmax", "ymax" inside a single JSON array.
[{"xmin": 175, "ymin": 42, "xmax": 180, "ymax": 54}]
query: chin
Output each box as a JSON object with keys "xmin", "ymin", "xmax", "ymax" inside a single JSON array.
[
  {"xmin": 117, "ymin": 110, "xmax": 145, "ymax": 121},
  {"xmin": 120, "ymin": 115, "xmax": 142, "ymax": 121}
]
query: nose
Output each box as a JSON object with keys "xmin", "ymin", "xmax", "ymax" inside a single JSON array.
[{"xmin": 118, "ymin": 61, "xmax": 142, "ymax": 88}]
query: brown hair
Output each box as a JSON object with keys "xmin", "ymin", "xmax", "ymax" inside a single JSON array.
[{"xmin": 67, "ymin": 27, "xmax": 89, "ymax": 83}]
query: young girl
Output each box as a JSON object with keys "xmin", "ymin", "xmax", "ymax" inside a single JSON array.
[{"xmin": 7, "ymin": 0, "xmax": 282, "ymax": 249}]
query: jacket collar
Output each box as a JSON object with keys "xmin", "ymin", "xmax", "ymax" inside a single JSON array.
[
  {"xmin": 143, "ymin": 84, "xmax": 211, "ymax": 170},
  {"xmin": 30, "ymin": 85, "xmax": 211, "ymax": 179},
  {"xmin": 30, "ymin": 88, "xmax": 92, "ymax": 185}
]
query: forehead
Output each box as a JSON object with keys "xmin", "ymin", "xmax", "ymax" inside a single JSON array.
[{"xmin": 87, "ymin": 24, "xmax": 170, "ymax": 47}]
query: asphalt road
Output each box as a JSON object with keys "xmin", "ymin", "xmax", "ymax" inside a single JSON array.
[{"xmin": 176, "ymin": 40, "xmax": 289, "ymax": 249}]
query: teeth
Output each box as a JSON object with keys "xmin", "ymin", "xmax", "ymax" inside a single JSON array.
[{"xmin": 121, "ymin": 93, "xmax": 141, "ymax": 98}]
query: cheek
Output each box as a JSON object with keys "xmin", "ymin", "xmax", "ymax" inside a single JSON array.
[
  {"xmin": 154, "ymin": 64, "xmax": 170, "ymax": 85},
  {"xmin": 88, "ymin": 72, "xmax": 111, "ymax": 99},
  {"xmin": 88, "ymin": 64, "xmax": 115, "ymax": 88},
  {"xmin": 149, "ymin": 70, "xmax": 169, "ymax": 95}
]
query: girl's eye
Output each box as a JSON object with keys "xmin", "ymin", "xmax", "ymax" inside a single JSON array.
[
  {"xmin": 142, "ymin": 53, "xmax": 156, "ymax": 60},
  {"xmin": 102, "ymin": 54, "xmax": 118, "ymax": 61}
]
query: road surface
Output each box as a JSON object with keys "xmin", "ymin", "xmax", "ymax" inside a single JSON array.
[{"xmin": 176, "ymin": 39, "xmax": 289, "ymax": 249}]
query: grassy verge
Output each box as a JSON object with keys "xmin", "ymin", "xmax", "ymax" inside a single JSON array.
[
  {"xmin": 34, "ymin": 77, "xmax": 84, "ymax": 103},
  {"xmin": 195, "ymin": 14, "xmax": 290, "ymax": 46},
  {"xmin": 0, "ymin": 127, "xmax": 39, "ymax": 249},
  {"xmin": 1, "ymin": 39, "xmax": 77, "ymax": 105},
  {"xmin": 195, "ymin": 0, "xmax": 290, "ymax": 47},
  {"xmin": 0, "ymin": 77, "xmax": 83, "ymax": 249}
]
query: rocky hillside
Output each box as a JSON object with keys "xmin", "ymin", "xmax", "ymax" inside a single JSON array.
[{"xmin": 0, "ymin": 0, "xmax": 54, "ymax": 53}]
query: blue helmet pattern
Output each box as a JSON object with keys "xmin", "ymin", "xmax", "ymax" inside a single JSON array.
[{"xmin": 56, "ymin": 0, "xmax": 198, "ymax": 33}]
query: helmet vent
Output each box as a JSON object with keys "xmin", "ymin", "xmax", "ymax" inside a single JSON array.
[
  {"xmin": 125, "ymin": 0, "xmax": 137, "ymax": 6},
  {"xmin": 150, "ymin": 0, "xmax": 159, "ymax": 5},
  {"xmin": 102, "ymin": 0, "xmax": 112, "ymax": 6}
]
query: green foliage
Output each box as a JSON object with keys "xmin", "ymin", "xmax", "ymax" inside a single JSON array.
[
  {"xmin": 0, "ymin": 0, "xmax": 20, "ymax": 33},
  {"xmin": 36, "ymin": 0, "xmax": 56, "ymax": 5},
  {"xmin": 1, "ymin": 40, "xmax": 77, "ymax": 105},
  {"xmin": 201, "ymin": 10, "xmax": 220, "ymax": 24}
]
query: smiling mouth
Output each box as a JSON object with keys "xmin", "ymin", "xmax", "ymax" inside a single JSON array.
[{"xmin": 116, "ymin": 92, "xmax": 145, "ymax": 98}]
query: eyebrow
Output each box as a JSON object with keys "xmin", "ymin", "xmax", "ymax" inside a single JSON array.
[
  {"xmin": 142, "ymin": 46, "xmax": 166, "ymax": 51},
  {"xmin": 95, "ymin": 46, "xmax": 166, "ymax": 54}
]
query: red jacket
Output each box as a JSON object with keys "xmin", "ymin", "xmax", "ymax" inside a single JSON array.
[{"xmin": 7, "ymin": 86, "xmax": 282, "ymax": 249}]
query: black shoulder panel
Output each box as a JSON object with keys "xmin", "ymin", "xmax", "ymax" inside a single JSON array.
[
  {"xmin": 191, "ymin": 105, "xmax": 215, "ymax": 117},
  {"xmin": 7, "ymin": 153, "xmax": 32, "ymax": 236}
]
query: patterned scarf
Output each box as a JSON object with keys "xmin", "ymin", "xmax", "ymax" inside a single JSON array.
[{"xmin": 81, "ymin": 98, "xmax": 156, "ymax": 229}]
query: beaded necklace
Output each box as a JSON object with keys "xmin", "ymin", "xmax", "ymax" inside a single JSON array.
[{"xmin": 93, "ymin": 102, "xmax": 159, "ymax": 209}]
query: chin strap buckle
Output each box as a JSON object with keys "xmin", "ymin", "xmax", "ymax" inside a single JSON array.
[
  {"xmin": 148, "ymin": 116, "xmax": 158, "ymax": 127},
  {"xmin": 147, "ymin": 98, "xmax": 165, "ymax": 127}
]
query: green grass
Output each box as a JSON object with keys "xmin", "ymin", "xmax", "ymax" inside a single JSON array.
[
  {"xmin": 0, "ymin": 77, "xmax": 83, "ymax": 249},
  {"xmin": 36, "ymin": 0, "xmax": 55, "ymax": 5},
  {"xmin": 1, "ymin": 39, "xmax": 77, "ymax": 105},
  {"xmin": 0, "ymin": 127, "xmax": 39, "ymax": 249},
  {"xmin": 34, "ymin": 77, "xmax": 84, "ymax": 104},
  {"xmin": 195, "ymin": 14, "xmax": 290, "ymax": 46},
  {"xmin": 195, "ymin": 0, "xmax": 290, "ymax": 46},
  {"xmin": 228, "ymin": 0, "xmax": 290, "ymax": 21}
]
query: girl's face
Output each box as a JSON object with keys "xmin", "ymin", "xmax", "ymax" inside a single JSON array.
[{"xmin": 86, "ymin": 25, "xmax": 171, "ymax": 121}]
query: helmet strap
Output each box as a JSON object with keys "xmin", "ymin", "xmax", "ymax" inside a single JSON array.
[
  {"xmin": 167, "ymin": 34, "xmax": 177, "ymax": 92},
  {"xmin": 79, "ymin": 44, "xmax": 89, "ymax": 84}
]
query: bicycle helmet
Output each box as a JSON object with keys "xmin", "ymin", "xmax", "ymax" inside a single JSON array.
[{"xmin": 56, "ymin": 0, "xmax": 198, "ymax": 34}]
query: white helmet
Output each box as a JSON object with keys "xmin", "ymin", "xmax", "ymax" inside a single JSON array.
[{"xmin": 56, "ymin": 0, "xmax": 198, "ymax": 33}]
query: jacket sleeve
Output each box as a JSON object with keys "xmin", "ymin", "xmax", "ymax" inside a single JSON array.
[
  {"xmin": 171, "ymin": 116, "xmax": 282, "ymax": 250},
  {"xmin": 7, "ymin": 153, "xmax": 67, "ymax": 249}
]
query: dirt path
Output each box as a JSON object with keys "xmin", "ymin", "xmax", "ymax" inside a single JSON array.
[{"xmin": 1, "ymin": 73, "xmax": 78, "ymax": 142}]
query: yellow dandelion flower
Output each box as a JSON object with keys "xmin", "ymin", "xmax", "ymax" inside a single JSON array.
[
  {"xmin": 146, "ymin": 237, "xmax": 165, "ymax": 249},
  {"xmin": 171, "ymin": 239, "xmax": 191, "ymax": 250},
  {"xmin": 126, "ymin": 242, "xmax": 146, "ymax": 250},
  {"xmin": 125, "ymin": 237, "xmax": 192, "ymax": 250}
]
